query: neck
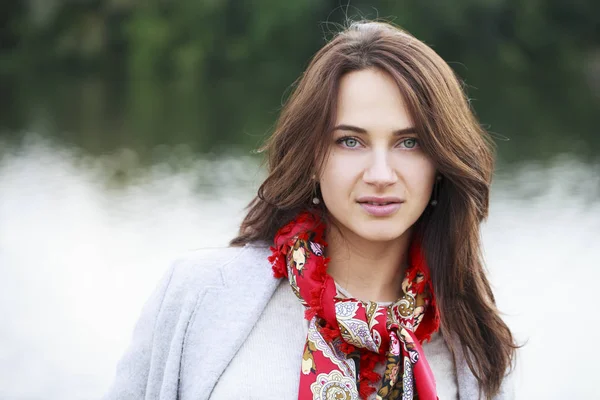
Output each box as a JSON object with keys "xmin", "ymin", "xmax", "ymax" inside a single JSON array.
[{"xmin": 325, "ymin": 224, "xmax": 413, "ymax": 303}]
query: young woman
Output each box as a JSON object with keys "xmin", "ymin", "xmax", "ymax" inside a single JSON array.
[{"xmin": 105, "ymin": 21, "xmax": 516, "ymax": 400}]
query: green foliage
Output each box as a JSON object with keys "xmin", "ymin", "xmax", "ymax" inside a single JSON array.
[{"xmin": 0, "ymin": 0, "xmax": 598, "ymax": 162}]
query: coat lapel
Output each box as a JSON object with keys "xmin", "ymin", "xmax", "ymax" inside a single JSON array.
[
  {"xmin": 178, "ymin": 243, "xmax": 280, "ymax": 399},
  {"xmin": 452, "ymin": 339, "xmax": 480, "ymax": 400},
  {"xmin": 453, "ymin": 339, "xmax": 515, "ymax": 400}
]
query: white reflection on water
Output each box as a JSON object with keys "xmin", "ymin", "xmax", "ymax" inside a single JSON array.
[{"xmin": 0, "ymin": 136, "xmax": 598, "ymax": 399}]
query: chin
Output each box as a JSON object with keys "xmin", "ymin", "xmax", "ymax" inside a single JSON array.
[{"xmin": 351, "ymin": 223, "xmax": 409, "ymax": 243}]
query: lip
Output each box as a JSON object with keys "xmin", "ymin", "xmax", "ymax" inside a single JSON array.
[{"xmin": 356, "ymin": 196, "xmax": 404, "ymax": 217}]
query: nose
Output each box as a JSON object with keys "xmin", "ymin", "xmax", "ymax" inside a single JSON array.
[{"xmin": 362, "ymin": 149, "xmax": 398, "ymax": 188}]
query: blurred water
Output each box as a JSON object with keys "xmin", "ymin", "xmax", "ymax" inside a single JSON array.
[{"xmin": 0, "ymin": 136, "xmax": 598, "ymax": 399}]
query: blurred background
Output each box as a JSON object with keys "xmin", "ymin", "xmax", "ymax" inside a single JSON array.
[{"xmin": 0, "ymin": 1, "xmax": 598, "ymax": 399}]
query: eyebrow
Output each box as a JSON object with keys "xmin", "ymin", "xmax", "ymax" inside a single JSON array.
[{"xmin": 332, "ymin": 124, "xmax": 417, "ymax": 136}]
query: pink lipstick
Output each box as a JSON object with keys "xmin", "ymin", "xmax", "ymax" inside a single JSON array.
[{"xmin": 356, "ymin": 196, "xmax": 403, "ymax": 217}]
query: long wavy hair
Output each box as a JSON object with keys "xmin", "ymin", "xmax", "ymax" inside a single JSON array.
[{"xmin": 230, "ymin": 21, "xmax": 516, "ymax": 398}]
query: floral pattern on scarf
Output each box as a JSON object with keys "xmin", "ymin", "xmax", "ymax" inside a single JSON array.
[{"xmin": 269, "ymin": 211, "xmax": 441, "ymax": 400}]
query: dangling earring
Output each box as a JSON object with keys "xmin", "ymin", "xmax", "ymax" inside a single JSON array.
[
  {"xmin": 311, "ymin": 174, "xmax": 321, "ymax": 205},
  {"xmin": 430, "ymin": 175, "xmax": 442, "ymax": 206}
]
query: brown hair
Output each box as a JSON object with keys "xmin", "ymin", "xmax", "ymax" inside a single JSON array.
[{"xmin": 231, "ymin": 21, "xmax": 516, "ymax": 398}]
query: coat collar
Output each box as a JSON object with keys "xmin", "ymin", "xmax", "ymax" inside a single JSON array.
[
  {"xmin": 451, "ymin": 337, "xmax": 514, "ymax": 400},
  {"xmin": 450, "ymin": 335, "xmax": 481, "ymax": 400},
  {"xmin": 178, "ymin": 243, "xmax": 279, "ymax": 399}
]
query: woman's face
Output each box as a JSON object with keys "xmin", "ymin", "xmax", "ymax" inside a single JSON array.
[{"xmin": 318, "ymin": 68, "xmax": 436, "ymax": 244}]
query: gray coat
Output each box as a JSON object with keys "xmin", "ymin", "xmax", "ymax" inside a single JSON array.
[{"xmin": 103, "ymin": 242, "xmax": 514, "ymax": 400}]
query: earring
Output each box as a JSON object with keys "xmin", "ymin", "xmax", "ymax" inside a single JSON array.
[
  {"xmin": 430, "ymin": 175, "xmax": 442, "ymax": 206},
  {"xmin": 311, "ymin": 174, "xmax": 321, "ymax": 205}
]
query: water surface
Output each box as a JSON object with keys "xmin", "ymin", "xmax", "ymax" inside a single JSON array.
[{"xmin": 0, "ymin": 136, "xmax": 598, "ymax": 399}]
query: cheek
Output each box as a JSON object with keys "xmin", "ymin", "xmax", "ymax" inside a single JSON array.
[
  {"xmin": 319, "ymin": 153, "xmax": 358, "ymax": 195},
  {"xmin": 404, "ymin": 158, "xmax": 436, "ymax": 198}
]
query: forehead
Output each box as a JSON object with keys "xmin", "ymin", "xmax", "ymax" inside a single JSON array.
[{"xmin": 335, "ymin": 68, "xmax": 413, "ymax": 130}]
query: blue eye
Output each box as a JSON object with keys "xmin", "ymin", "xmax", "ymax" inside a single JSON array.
[
  {"xmin": 401, "ymin": 138, "xmax": 418, "ymax": 149},
  {"xmin": 337, "ymin": 137, "xmax": 360, "ymax": 148}
]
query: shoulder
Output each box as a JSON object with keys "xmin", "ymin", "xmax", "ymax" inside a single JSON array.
[
  {"xmin": 163, "ymin": 241, "xmax": 273, "ymax": 298},
  {"xmin": 171, "ymin": 242, "xmax": 270, "ymax": 284},
  {"xmin": 103, "ymin": 241, "xmax": 276, "ymax": 399}
]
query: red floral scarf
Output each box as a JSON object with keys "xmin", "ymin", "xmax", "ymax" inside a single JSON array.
[{"xmin": 269, "ymin": 211, "xmax": 440, "ymax": 399}]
